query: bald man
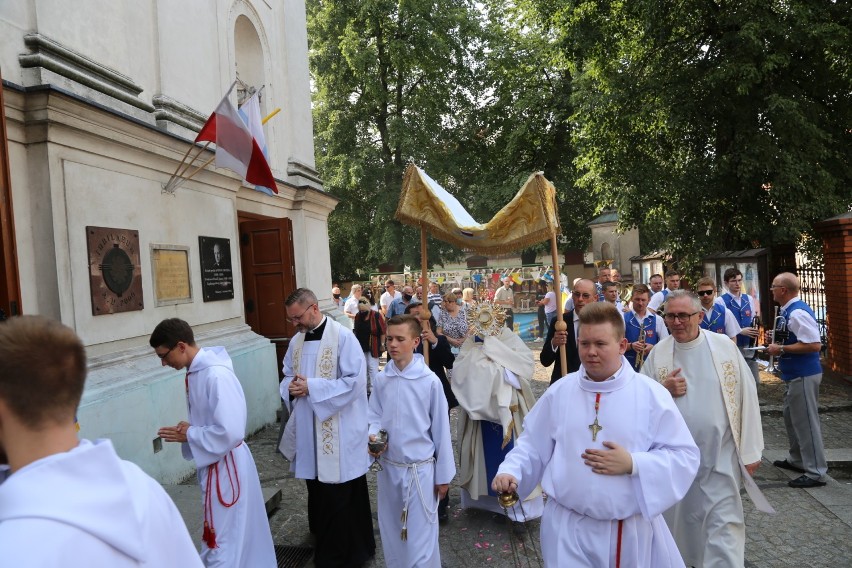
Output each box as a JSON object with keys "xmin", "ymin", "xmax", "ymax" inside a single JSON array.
[{"xmin": 767, "ymin": 272, "xmax": 827, "ymax": 488}]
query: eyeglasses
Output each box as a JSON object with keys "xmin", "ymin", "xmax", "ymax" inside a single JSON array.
[
  {"xmin": 769, "ymin": 285, "xmax": 786, "ymax": 290},
  {"xmin": 287, "ymin": 303, "xmax": 316, "ymax": 323},
  {"xmin": 157, "ymin": 344, "xmax": 177, "ymax": 360},
  {"xmin": 572, "ymin": 291, "xmax": 593, "ymax": 299},
  {"xmin": 664, "ymin": 312, "xmax": 700, "ymax": 322},
  {"xmin": 696, "ymin": 290, "xmax": 715, "ymax": 297}
]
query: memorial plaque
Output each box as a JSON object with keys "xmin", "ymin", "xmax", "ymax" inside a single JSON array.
[
  {"xmin": 199, "ymin": 236, "xmax": 234, "ymax": 302},
  {"xmin": 151, "ymin": 245, "xmax": 192, "ymax": 306},
  {"xmin": 86, "ymin": 226, "xmax": 144, "ymax": 315}
]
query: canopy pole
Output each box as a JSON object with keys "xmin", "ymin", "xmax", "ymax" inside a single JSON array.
[
  {"xmin": 550, "ymin": 231, "xmax": 568, "ymax": 377},
  {"xmin": 420, "ymin": 226, "xmax": 430, "ymax": 365}
]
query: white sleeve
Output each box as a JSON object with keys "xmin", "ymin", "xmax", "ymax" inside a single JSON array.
[
  {"xmin": 724, "ymin": 308, "xmax": 742, "ymax": 338},
  {"xmin": 655, "ymin": 316, "xmax": 669, "ymax": 340},
  {"xmin": 788, "ymin": 309, "xmax": 821, "ymax": 343}
]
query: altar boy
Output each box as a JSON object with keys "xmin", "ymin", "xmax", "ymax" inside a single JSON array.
[
  {"xmin": 494, "ymin": 303, "xmax": 699, "ymax": 567},
  {"xmin": 368, "ymin": 315, "xmax": 455, "ymax": 568}
]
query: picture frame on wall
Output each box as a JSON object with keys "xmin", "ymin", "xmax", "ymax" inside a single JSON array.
[{"xmin": 199, "ymin": 236, "xmax": 234, "ymax": 302}]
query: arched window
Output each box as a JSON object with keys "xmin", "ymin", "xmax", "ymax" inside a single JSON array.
[
  {"xmin": 600, "ymin": 242, "xmax": 612, "ymax": 262},
  {"xmin": 234, "ymin": 15, "xmax": 265, "ymax": 107}
]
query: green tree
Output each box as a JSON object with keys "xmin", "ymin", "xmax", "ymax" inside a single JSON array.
[
  {"xmin": 445, "ymin": 0, "xmax": 595, "ymax": 258},
  {"xmin": 309, "ymin": 0, "xmax": 488, "ymax": 281},
  {"xmin": 529, "ymin": 0, "xmax": 851, "ymax": 271}
]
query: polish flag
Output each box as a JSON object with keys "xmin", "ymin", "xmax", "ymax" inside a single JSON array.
[
  {"xmin": 237, "ymin": 93, "xmax": 277, "ymax": 197},
  {"xmin": 195, "ymin": 92, "xmax": 278, "ymax": 193}
]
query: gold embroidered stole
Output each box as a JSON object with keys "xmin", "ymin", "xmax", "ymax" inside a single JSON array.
[
  {"xmin": 291, "ymin": 318, "xmax": 342, "ymax": 483},
  {"xmin": 654, "ymin": 331, "xmax": 742, "ymax": 453}
]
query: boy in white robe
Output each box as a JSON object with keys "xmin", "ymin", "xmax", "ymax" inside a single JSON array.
[
  {"xmin": 0, "ymin": 315, "xmax": 202, "ymax": 567},
  {"xmin": 494, "ymin": 303, "xmax": 700, "ymax": 567},
  {"xmin": 369, "ymin": 315, "xmax": 455, "ymax": 568},
  {"xmin": 152, "ymin": 318, "xmax": 276, "ymax": 568}
]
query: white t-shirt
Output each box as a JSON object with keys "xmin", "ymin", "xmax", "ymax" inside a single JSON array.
[
  {"xmin": 380, "ymin": 290, "xmax": 401, "ymax": 311},
  {"xmin": 543, "ymin": 291, "xmax": 557, "ymax": 315}
]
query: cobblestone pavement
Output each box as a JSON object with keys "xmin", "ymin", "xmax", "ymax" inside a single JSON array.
[{"xmin": 240, "ymin": 343, "xmax": 852, "ymax": 567}]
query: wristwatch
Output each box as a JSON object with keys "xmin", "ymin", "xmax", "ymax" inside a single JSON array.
[{"xmin": 779, "ymin": 346, "xmax": 786, "ymax": 355}]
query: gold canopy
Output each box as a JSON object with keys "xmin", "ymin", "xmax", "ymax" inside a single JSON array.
[{"xmin": 395, "ymin": 164, "xmax": 560, "ymax": 254}]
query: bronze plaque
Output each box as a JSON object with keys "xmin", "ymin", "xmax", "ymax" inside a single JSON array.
[
  {"xmin": 151, "ymin": 246, "xmax": 192, "ymax": 306},
  {"xmin": 86, "ymin": 226, "xmax": 144, "ymax": 315},
  {"xmin": 199, "ymin": 236, "xmax": 234, "ymax": 302}
]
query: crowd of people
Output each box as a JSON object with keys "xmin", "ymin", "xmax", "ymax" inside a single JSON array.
[{"xmin": 0, "ymin": 266, "xmax": 828, "ymax": 567}]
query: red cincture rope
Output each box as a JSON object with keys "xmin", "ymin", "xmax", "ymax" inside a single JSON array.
[
  {"xmin": 615, "ymin": 519, "xmax": 624, "ymax": 567},
  {"xmin": 202, "ymin": 448, "xmax": 242, "ymax": 548}
]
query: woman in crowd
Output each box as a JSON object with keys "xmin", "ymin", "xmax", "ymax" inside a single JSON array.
[
  {"xmin": 437, "ymin": 292, "xmax": 469, "ymax": 353},
  {"xmin": 462, "ymin": 287, "xmax": 476, "ymax": 311},
  {"xmin": 352, "ymin": 296, "xmax": 385, "ymax": 393}
]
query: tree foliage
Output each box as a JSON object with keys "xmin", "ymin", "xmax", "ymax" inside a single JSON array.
[
  {"xmin": 535, "ymin": 0, "xmax": 851, "ymax": 270},
  {"xmin": 310, "ymin": 0, "xmax": 851, "ymax": 280},
  {"xmin": 309, "ymin": 0, "xmax": 488, "ymax": 280}
]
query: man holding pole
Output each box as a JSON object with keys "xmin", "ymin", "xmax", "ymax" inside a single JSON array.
[{"xmin": 541, "ymin": 279, "xmax": 596, "ymax": 384}]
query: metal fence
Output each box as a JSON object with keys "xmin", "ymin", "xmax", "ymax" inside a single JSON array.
[{"xmin": 796, "ymin": 266, "xmax": 827, "ymax": 353}]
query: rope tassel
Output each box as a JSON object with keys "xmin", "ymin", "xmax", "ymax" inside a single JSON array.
[
  {"xmin": 202, "ymin": 521, "xmax": 217, "ymax": 549},
  {"xmin": 400, "ymin": 508, "xmax": 408, "ymax": 541}
]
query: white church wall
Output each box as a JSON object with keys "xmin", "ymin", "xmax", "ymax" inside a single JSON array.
[{"xmin": 1, "ymin": 0, "xmax": 329, "ymax": 480}]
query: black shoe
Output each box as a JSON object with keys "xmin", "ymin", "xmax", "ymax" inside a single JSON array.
[
  {"xmin": 773, "ymin": 459, "xmax": 806, "ymax": 473},
  {"xmin": 788, "ymin": 474, "xmax": 826, "ymax": 488},
  {"xmin": 438, "ymin": 509, "xmax": 449, "ymax": 523}
]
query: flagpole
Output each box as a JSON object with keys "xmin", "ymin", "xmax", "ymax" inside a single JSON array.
[
  {"xmin": 550, "ymin": 231, "xmax": 568, "ymax": 377},
  {"xmin": 420, "ymin": 226, "xmax": 430, "ymax": 366},
  {"xmin": 261, "ymin": 108, "xmax": 281, "ymax": 124},
  {"xmin": 165, "ymin": 154, "xmax": 216, "ymax": 194}
]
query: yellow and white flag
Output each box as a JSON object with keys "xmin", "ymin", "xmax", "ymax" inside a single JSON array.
[{"xmin": 396, "ymin": 164, "xmax": 560, "ymax": 254}]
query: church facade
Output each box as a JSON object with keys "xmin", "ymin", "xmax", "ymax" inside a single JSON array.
[{"xmin": 0, "ymin": 1, "xmax": 336, "ymax": 482}]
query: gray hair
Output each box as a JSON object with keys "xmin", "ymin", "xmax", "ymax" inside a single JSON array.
[
  {"xmin": 667, "ymin": 289, "xmax": 701, "ymax": 312},
  {"xmin": 286, "ymin": 288, "xmax": 318, "ymax": 307},
  {"xmin": 350, "ymin": 284, "xmax": 362, "ymax": 293}
]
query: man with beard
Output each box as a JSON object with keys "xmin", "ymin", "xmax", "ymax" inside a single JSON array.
[{"xmin": 279, "ymin": 288, "xmax": 375, "ymax": 567}]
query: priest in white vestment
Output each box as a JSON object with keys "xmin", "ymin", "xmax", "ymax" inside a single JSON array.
[
  {"xmin": 280, "ymin": 288, "xmax": 376, "ymax": 566},
  {"xmin": 152, "ymin": 318, "xmax": 276, "ymax": 568},
  {"xmin": 495, "ymin": 303, "xmax": 700, "ymax": 567},
  {"xmin": 640, "ymin": 290, "xmax": 765, "ymax": 568},
  {"xmin": 453, "ymin": 305, "xmax": 544, "ymax": 520},
  {"xmin": 368, "ymin": 315, "xmax": 455, "ymax": 568},
  {"xmin": 0, "ymin": 315, "xmax": 202, "ymax": 567}
]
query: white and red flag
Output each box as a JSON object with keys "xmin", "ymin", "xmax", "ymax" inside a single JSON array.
[
  {"xmin": 237, "ymin": 92, "xmax": 277, "ymax": 196},
  {"xmin": 194, "ymin": 89, "xmax": 278, "ymax": 193}
]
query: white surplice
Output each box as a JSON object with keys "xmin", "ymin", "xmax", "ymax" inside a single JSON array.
[
  {"xmin": 498, "ymin": 359, "xmax": 700, "ymax": 567},
  {"xmin": 280, "ymin": 319, "xmax": 370, "ymax": 482},
  {"xmin": 640, "ymin": 330, "xmax": 764, "ymax": 568},
  {"xmin": 0, "ymin": 439, "xmax": 203, "ymax": 567},
  {"xmin": 368, "ymin": 354, "xmax": 455, "ymax": 568},
  {"xmin": 183, "ymin": 347, "xmax": 276, "ymax": 568}
]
